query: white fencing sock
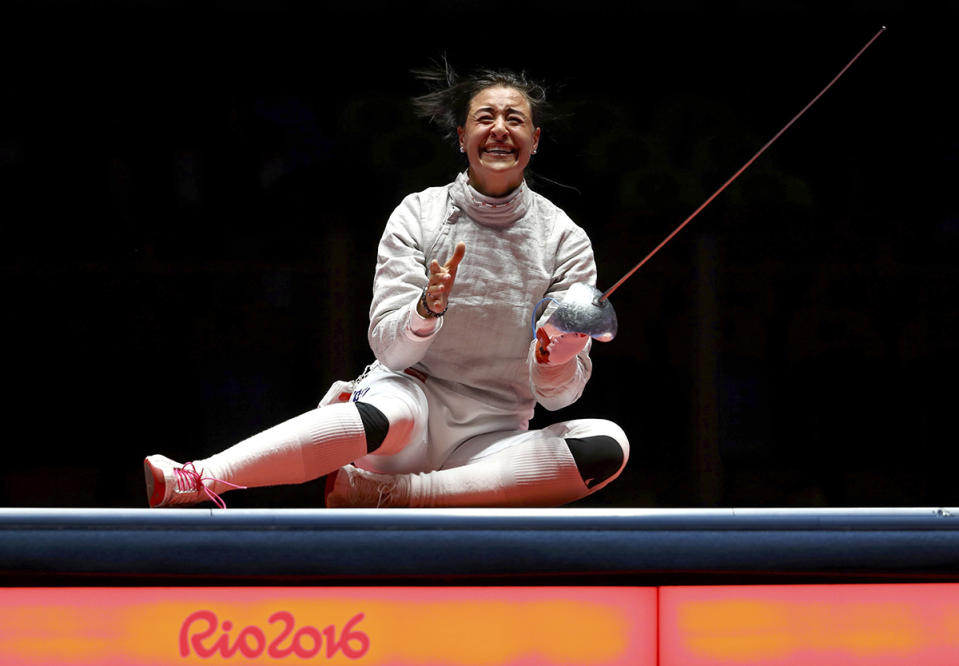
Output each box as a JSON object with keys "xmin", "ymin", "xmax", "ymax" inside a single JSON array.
[
  {"xmin": 195, "ymin": 402, "xmax": 367, "ymax": 495},
  {"xmin": 405, "ymin": 436, "xmax": 589, "ymax": 508}
]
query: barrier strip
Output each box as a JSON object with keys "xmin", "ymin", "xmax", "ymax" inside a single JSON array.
[
  {"xmin": 5, "ymin": 584, "xmax": 959, "ymax": 664},
  {"xmin": 0, "ymin": 586, "xmax": 656, "ymax": 665}
]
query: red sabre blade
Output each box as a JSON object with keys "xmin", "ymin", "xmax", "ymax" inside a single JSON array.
[{"xmin": 600, "ymin": 26, "xmax": 887, "ymax": 302}]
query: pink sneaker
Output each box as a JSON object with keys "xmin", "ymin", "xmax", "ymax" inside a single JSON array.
[
  {"xmin": 324, "ymin": 465, "xmax": 409, "ymax": 508},
  {"xmin": 144, "ymin": 455, "xmax": 244, "ymax": 508}
]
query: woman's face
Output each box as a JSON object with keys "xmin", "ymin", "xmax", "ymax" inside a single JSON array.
[{"xmin": 457, "ymin": 86, "xmax": 541, "ymax": 197}]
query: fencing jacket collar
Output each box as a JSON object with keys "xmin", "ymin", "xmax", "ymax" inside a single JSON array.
[{"xmin": 450, "ymin": 171, "xmax": 531, "ymax": 228}]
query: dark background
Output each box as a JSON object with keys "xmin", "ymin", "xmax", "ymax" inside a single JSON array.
[{"xmin": 2, "ymin": 1, "xmax": 956, "ymax": 508}]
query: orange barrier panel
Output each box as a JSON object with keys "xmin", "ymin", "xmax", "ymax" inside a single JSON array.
[
  {"xmin": 0, "ymin": 586, "xmax": 656, "ymax": 665},
  {"xmin": 660, "ymin": 583, "xmax": 959, "ymax": 665},
  {"xmin": 11, "ymin": 583, "xmax": 959, "ymax": 664}
]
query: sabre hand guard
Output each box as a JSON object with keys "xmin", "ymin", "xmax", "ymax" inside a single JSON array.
[{"xmin": 544, "ymin": 283, "xmax": 618, "ymax": 342}]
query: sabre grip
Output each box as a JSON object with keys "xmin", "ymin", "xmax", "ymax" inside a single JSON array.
[{"xmin": 535, "ymin": 326, "xmax": 588, "ymax": 366}]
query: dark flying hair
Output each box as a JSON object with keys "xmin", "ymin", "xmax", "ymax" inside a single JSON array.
[{"xmin": 411, "ymin": 58, "xmax": 550, "ymax": 147}]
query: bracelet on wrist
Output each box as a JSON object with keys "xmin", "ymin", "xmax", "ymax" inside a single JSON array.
[{"xmin": 420, "ymin": 288, "xmax": 448, "ymax": 318}]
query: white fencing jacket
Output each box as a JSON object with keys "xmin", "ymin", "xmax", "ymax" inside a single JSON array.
[{"xmin": 368, "ymin": 171, "xmax": 597, "ymax": 426}]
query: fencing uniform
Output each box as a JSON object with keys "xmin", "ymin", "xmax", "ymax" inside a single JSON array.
[
  {"xmin": 344, "ymin": 172, "xmax": 628, "ymax": 499},
  {"xmin": 145, "ymin": 172, "xmax": 628, "ymax": 509}
]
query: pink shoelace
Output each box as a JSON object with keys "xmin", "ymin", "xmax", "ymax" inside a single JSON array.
[{"xmin": 174, "ymin": 462, "xmax": 247, "ymax": 509}]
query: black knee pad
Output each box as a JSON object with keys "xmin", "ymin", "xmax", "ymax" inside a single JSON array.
[
  {"xmin": 355, "ymin": 401, "xmax": 389, "ymax": 454},
  {"xmin": 565, "ymin": 436, "xmax": 625, "ymax": 489}
]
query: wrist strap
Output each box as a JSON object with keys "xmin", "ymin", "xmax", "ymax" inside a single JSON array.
[{"xmin": 420, "ymin": 288, "xmax": 448, "ymax": 318}]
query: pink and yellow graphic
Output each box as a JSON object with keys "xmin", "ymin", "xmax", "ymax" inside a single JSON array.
[
  {"xmin": 660, "ymin": 583, "xmax": 959, "ymax": 665},
  {"xmin": 0, "ymin": 586, "xmax": 656, "ymax": 665},
  {"xmin": 10, "ymin": 583, "xmax": 959, "ymax": 664}
]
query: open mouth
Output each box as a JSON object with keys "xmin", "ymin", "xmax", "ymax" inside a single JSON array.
[{"xmin": 482, "ymin": 145, "xmax": 516, "ymax": 157}]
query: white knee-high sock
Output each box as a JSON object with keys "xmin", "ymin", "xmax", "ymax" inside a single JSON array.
[
  {"xmin": 195, "ymin": 402, "xmax": 367, "ymax": 494},
  {"xmin": 404, "ymin": 436, "xmax": 588, "ymax": 508}
]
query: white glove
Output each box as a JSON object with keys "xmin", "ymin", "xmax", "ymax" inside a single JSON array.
[{"xmin": 535, "ymin": 324, "xmax": 589, "ymax": 366}]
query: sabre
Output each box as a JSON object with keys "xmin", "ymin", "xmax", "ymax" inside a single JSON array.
[{"xmin": 549, "ymin": 26, "xmax": 887, "ymax": 343}]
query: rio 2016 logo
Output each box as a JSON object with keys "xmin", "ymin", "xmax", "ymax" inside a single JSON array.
[{"xmin": 179, "ymin": 610, "xmax": 370, "ymax": 660}]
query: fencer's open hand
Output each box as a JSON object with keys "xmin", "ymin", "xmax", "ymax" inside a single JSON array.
[
  {"xmin": 419, "ymin": 241, "xmax": 466, "ymax": 317},
  {"xmin": 535, "ymin": 325, "xmax": 589, "ymax": 365}
]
